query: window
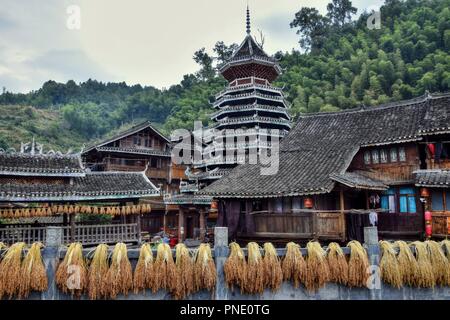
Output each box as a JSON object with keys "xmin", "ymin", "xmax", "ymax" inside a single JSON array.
[
  {"xmin": 150, "ymin": 158, "xmax": 158, "ymax": 168},
  {"xmin": 380, "ymin": 149, "xmax": 388, "ymax": 163},
  {"xmin": 431, "ymin": 190, "xmax": 450, "ymax": 212},
  {"xmin": 144, "ymin": 138, "xmax": 152, "ymax": 148},
  {"xmin": 381, "ymin": 188, "xmax": 396, "ymax": 213},
  {"xmin": 399, "ymin": 187, "xmax": 416, "ymax": 213},
  {"xmin": 364, "ymin": 151, "xmax": 371, "ymax": 164},
  {"xmin": 371, "ymin": 150, "xmax": 379, "ymax": 164},
  {"xmin": 389, "ymin": 148, "xmax": 397, "ymax": 162},
  {"xmin": 398, "ymin": 147, "xmax": 406, "ymax": 162}
]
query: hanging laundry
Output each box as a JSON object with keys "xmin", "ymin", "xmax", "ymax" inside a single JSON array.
[
  {"xmin": 435, "ymin": 142, "xmax": 443, "ymax": 162},
  {"xmin": 427, "ymin": 143, "xmax": 435, "ymax": 156}
]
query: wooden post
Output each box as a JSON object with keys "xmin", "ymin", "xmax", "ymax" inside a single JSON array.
[
  {"xmin": 178, "ymin": 208, "xmax": 185, "ymax": 243},
  {"xmin": 339, "ymin": 188, "xmax": 345, "ymax": 212},
  {"xmin": 214, "ymin": 227, "xmax": 229, "ymax": 300},
  {"xmin": 163, "ymin": 208, "xmax": 168, "ymax": 234},
  {"xmin": 69, "ymin": 214, "xmax": 75, "ymax": 242},
  {"xmin": 199, "ymin": 209, "xmax": 206, "ymax": 241},
  {"xmin": 136, "ymin": 213, "xmax": 142, "ymax": 245}
]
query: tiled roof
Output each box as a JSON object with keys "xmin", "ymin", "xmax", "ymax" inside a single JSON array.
[
  {"xmin": 95, "ymin": 146, "xmax": 171, "ymax": 157},
  {"xmin": 164, "ymin": 193, "xmax": 212, "ymax": 205},
  {"xmin": 0, "ymin": 152, "xmax": 84, "ymax": 177},
  {"xmin": 200, "ymin": 93, "xmax": 450, "ymax": 198},
  {"xmin": 330, "ymin": 171, "xmax": 388, "ymax": 190},
  {"xmin": 0, "ymin": 172, "xmax": 160, "ymax": 201},
  {"xmin": 83, "ymin": 121, "xmax": 170, "ymax": 153},
  {"xmin": 414, "ymin": 170, "xmax": 450, "ymax": 188}
]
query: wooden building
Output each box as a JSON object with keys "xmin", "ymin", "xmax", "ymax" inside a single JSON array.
[
  {"xmin": 82, "ymin": 121, "xmax": 187, "ymax": 236},
  {"xmin": 200, "ymin": 92, "xmax": 450, "ymax": 241},
  {"xmin": 0, "ymin": 144, "xmax": 160, "ymax": 245},
  {"xmin": 165, "ymin": 7, "xmax": 291, "ymax": 243}
]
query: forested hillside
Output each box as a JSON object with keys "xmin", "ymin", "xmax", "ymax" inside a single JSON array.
[{"xmin": 0, "ymin": 0, "xmax": 449, "ymax": 150}]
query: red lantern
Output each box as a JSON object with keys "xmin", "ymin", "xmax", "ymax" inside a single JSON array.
[
  {"xmin": 420, "ymin": 188, "xmax": 430, "ymax": 197},
  {"xmin": 304, "ymin": 197, "xmax": 314, "ymax": 209},
  {"xmin": 425, "ymin": 224, "xmax": 432, "ymax": 237},
  {"xmin": 211, "ymin": 201, "xmax": 218, "ymax": 210},
  {"xmin": 424, "ymin": 211, "xmax": 432, "ymax": 222}
]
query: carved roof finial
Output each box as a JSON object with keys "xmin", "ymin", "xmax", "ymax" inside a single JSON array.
[{"xmin": 246, "ymin": 4, "xmax": 251, "ymax": 34}]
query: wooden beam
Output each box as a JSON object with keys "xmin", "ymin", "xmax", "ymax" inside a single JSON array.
[
  {"xmin": 340, "ymin": 188, "xmax": 345, "ymax": 212},
  {"xmin": 69, "ymin": 214, "xmax": 75, "ymax": 242}
]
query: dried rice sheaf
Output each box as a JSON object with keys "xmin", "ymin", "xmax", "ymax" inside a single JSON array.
[
  {"xmin": 88, "ymin": 244, "xmax": 109, "ymax": 300},
  {"xmin": 18, "ymin": 242, "xmax": 48, "ymax": 299},
  {"xmin": 425, "ymin": 240, "xmax": 450, "ymax": 286},
  {"xmin": 411, "ymin": 241, "xmax": 435, "ymax": 288},
  {"xmin": 327, "ymin": 242, "xmax": 348, "ymax": 285},
  {"xmin": 0, "ymin": 242, "xmax": 26, "ymax": 299},
  {"xmin": 194, "ymin": 243, "xmax": 216, "ymax": 292},
  {"xmin": 224, "ymin": 242, "xmax": 247, "ymax": 292},
  {"xmin": 174, "ymin": 243, "xmax": 194, "ymax": 299},
  {"xmin": 305, "ymin": 241, "xmax": 330, "ymax": 292},
  {"xmin": 262, "ymin": 243, "xmax": 283, "ymax": 292},
  {"xmin": 55, "ymin": 242, "xmax": 88, "ymax": 297},
  {"xmin": 105, "ymin": 242, "xmax": 133, "ymax": 299},
  {"xmin": 245, "ymin": 242, "xmax": 265, "ymax": 294},
  {"xmin": 394, "ymin": 241, "xmax": 419, "ymax": 287},
  {"xmin": 281, "ymin": 242, "xmax": 306, "ymax": 288},
  {"xmin": 153, "ymin": 243, "xmax": 177, "ymax": 293},
  {"xmin": 347, "ymin": 240, "xmax": 370, "ymax": 288},
  {"xmin": 379, "ymin": 241, "xmax": 402, "ymax": 288},
  {"xmin": 133, "ymin": 243, "xmax": 154, "ymax": 295}
]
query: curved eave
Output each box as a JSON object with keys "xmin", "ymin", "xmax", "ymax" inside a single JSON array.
[
  {"xmin": 219, "ymin": 57, "xmax": 282, "ymax": 75},
  {"xmin": 0, "ymin": 192, "xmax": 160, "ymax": 202},
  {"xmin": 0, "ymin": 171, "xmax": 86, "ymax": 177},
  {"xmin": 211, "ymin": 106, "xmax": 291, "ymax": 121}
]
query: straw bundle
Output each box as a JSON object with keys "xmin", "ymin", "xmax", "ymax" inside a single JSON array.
[
  {"xmin": 394, "ymin": 241, "xmax": 419, "ymax": 286},
  {"xmin": 105, "ymin": 243, "xmax": 133, "ymax": 298},
  {"xmin": 133, "ymin": 243, "xmax": 154, "ymax": 294},
  {"xmin": 87, "ymin": 244, "xmax": 109, "ymax": 300},
  {"xmin": 347, "ymin": 240, "xmax": 370, "ymax": 288},
  {"xmin": 224, "ymin": 242, "xmax": 247, "ymax": 292},
  {"xmin": 379, "ymin": 241, "xmax": 402, "ymax": 288},
  {"xmin": 0, "ymin": 242, "xmax": 26, "ymax": 299},
  {"xmin": 153, "ymin": 243, "xmax": 177, "ymax": 293},
  {"xmin": 327, "ymin": 242, "xmax": 348, "ymax": 285},
  {"xmin": 194, "ymin": 243, "xmax": 216, "ymax": 292},
  {"xmin": 411, "ymin": 241, "xmax": 435, "ymax": 288},
  {"xmin": 55, "ymin": 243, "xmax": 88, "ymax": 297},
  {"xmin": 425, "ymin": 240, "xmax": 450, "ymax": 286},
  {"xmin": 262, "ymin": 243, "xmax": 283, "ymax": 291},
  {"xmin": 245, "ymin": 242, "xmax": 265, "ymax": 294},
  {"xmin": 18, "ymin": 242, "xmax": 48, "ymax": 298},
  {"xmin": 281, "ymin": 242, "xmax": 306, "ymax": 288},
  {"xmin": 305, "ymin": 241, "xmax": 330, "ymax": 291},
  {"xmin": 174, "ymin": 243, "xmax": 194, "ymax": 299}
]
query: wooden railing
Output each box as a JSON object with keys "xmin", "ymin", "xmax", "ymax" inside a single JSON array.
[
  {"xmin": 0, "ymin": 223, "xmax": 140, "ymax": 246},
  {"xmin": 0, "ymin": 226, "xmax": 47, "ymax": 244},
  {"xmin": 243, "ymin": 210, "xmax": 346, "ymax": 241}
]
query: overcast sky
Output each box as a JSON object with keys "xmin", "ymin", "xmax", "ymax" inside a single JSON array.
[{"xmin": 0, "ymin": 0, "xmax": 383, "ymax": 93}]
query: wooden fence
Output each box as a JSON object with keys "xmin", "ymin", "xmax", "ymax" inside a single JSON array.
[{"xmin": 0, "ymin": 223, "xmax": 140, "ymax": 245}]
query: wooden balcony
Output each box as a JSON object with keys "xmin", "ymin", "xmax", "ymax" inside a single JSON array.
[
  {"xmin": 240, "ymin": 210, "xmax": 346, "ymax": 241},
  {"xmin": 426, "ymin": 159, "xmax": 450, "ymax": 170}
]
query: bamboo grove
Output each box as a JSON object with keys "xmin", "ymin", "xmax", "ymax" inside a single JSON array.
[{"xmin": 0, "ymin": 239, "xmax": 449, "ymax": 299}]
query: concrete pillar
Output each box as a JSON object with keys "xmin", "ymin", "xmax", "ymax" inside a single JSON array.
[
  {"xmin": 41, "ymin": 226, "xmax": 63, "ymax": 300},
  {"xmin": 178, "ymin": 208, "xmax": 185, "ymax": 242},
  {"xmin": 214, "ymin": 227, "xmax": 229, "ymax": 300},
  {"xmin": 199, "ymin": 209, "xmax": 206, "ymax": 241},
  {"xmin": 364, "ymin": 226, "xmax": 381, "ymax": 300}
]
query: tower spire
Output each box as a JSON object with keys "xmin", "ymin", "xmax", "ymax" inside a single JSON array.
[{"xmin": 246, "ymin": 4, "xmax": 251, "ymax": 34}]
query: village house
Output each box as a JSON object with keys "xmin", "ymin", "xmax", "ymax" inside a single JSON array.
[
  {"xmin": 82, "ymin": 121, "xmax": 188, "ymax": 239},
  {"xmin": 199, "ymin": 92, "xmax": 450, "ymax": 242},
  {"xmin": 0, "ymin": 142, "xmax": 160, "ymax": 245}
]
